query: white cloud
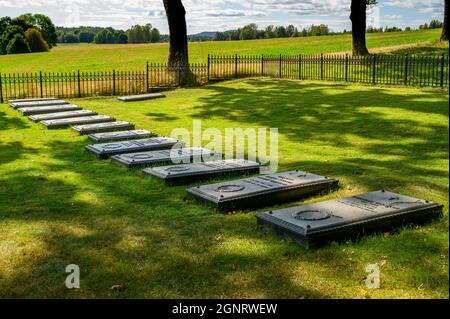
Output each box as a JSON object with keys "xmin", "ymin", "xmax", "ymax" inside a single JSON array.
[{"xmin": 0, "ymin": 0, "xmax": 445, "ymax": 33}]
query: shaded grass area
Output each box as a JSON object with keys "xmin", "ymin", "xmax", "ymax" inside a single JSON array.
[
  {"xmin": 0, "ymin": 29, "xmax": 443, "ymax": 73},
  {"xmin": 388, "ymin": 40, "xmax": 449, "ymax": 56},
  {"xmin": 0, "ymin": 79, "xmax": 448, "ymax": 298}
]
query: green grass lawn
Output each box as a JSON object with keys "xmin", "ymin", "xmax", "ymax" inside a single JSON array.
[
  {"xmin": 0, "ymin": 78, "xmax": 448, "ymax": 298},
  {"xmin": 0, "ymin": 29, "xmax": 443, "ymax": 74}
]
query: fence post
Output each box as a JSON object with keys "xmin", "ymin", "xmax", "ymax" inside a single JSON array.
[
  {"xmin": 440, "ymin": 54, "xmax": 445, "ymax": 89},
  {"xmin": 113, "ymin": 70, "xmax": 116, "ymax": 96},
  {"xmin": 372, "ymin": 55, "xmax": 377, "ymax": 85},
  {"xmin": 404, "ymin": 54, "xmax": 409, "ymax": 86},
  {"xmin": 261, "ymin": 54, "xmax": 264, "ymax": 77},
  {"xmin": 320, "ymin": 53, "xmax": 324, "ymax": 80},
  {"xmin": 279, "ymin": 54, "xmax": 282, "ymax": 78},
  {"xmin": 345, "ymin": 53, "xmax": 349, "ymax": 82},
  {"xmin": 77, "ymin": 70, "xmax": 81, "ymax": 98},
  {"xmin": 207, "ymin": 54, "xmax": 211, "ymax": 82},
  {"xmin": 146, "ymin": 61, "xmax": 149, "ymax": 92},
  {"xmin": 235, "ymin": 54, "xmax": 238, "ymax": 78},
  {"xmin": 39, "ymin": 71, "xmax": 43, "ymax": 98},
  {"xmin": 0, "ymin": 73, "xmax": 3, "ymax": 104},
  {"xmin": 298, "ymin": 55, "xmax": 302, "ymax": 80}
]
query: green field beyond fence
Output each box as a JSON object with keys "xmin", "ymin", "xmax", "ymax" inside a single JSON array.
[{"xmin": 0, "ymin": 53, "xmax": 448, "ymax": 102}]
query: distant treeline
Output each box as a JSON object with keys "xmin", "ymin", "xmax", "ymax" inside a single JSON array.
[
  {"xmin": 1, "ymin": 14, "xmax": 56, "ymax": 55},
  {"xmin": 189, "ymin": 20, "xmax": 445, "ymax": 42},
  {"xmin": 56, "ymin": 24, "xmax": 165, "ymax": 44}
]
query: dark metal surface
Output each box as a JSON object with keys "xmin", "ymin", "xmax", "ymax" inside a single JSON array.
[
  {"xmin": 18, "ymin": 104, "xmax": 81, "ymax": 116},
  {"xmin": 28, "ymin": 110, "xmax": 97, "ymax": 122},
  {"xmin": 112, "ymin": 147, "xmax": 219, "ymax": 167},
  {"xmin": 257, "ymin": 190, "xmax": 443, "ymax": 248},
  {"xmin": 10, "ymin": 100, "xmax": 69, "ymax": 109},
  {"xmin": 88, "ymin": 130, "xmax": 156, "ymax": 142},
  {"xmin": 144, "ymin": 159, "xmax": 261, "ymax": 185},
  {"xmin": 187, "ymin": 170, "xmax": 338, "ymax": 211},
  {"xmin": 86, "ymin": 137, "xmax": 183, "ymax": 159},
  {"xmin": 72, "ymin": 121, "xmax": 135, "ymax": 135},
  {"xmin": 117, "ymin": 93, "xmax": 165, "ymax": 102},
  {"xmin": 41, "ymin": 115, "xmax": 115, "ymax": 129}
]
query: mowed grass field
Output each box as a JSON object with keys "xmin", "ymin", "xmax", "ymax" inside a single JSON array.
[
  {"xmin": 0, "ymin": 78, "xmax": 448, "ymax": 298},
  {"xmin": 0, "ymin": 29, "xmax": 444, "ymax": 74}
]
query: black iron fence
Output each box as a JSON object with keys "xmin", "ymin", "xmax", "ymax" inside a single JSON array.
[
  {"xmin": 0, "ymin": 53, "xmax": 448, "ymax": 102},
  {"xmin": 0, "ymin": 62, "xmax": 208, "ymax": 102},
  {"xmin": 209, "ymin": 53, "xmax": 449, "ymax": 88}
]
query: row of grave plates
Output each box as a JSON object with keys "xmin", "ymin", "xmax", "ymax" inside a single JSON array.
[{"xmin": 9, "ymin": 97, "xmax": 443, "ymax": 248}]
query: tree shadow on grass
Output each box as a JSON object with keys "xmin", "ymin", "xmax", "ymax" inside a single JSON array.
[
  {"xmin": 0, "ymin": 110, "xmax": 30, "ymax": 131},
  {"xmin": 0, "ymin": 141, "xmax": 39, "ymax": 166},
  {"xmin": 145, "ymin": 112, "xmax": 179, "ymax": 122},
  {"xmin": 193, "ymin": 79, "xmax": 448, "ymax": 189}
]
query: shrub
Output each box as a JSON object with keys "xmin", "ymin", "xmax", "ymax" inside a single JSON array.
[
  {"xmin": 25, "ymin": 28, "xmax": 49, "ymax": 52},
  {"xmin": 6, "ymin": 34, "xmax": 31, "ymax": 54}
]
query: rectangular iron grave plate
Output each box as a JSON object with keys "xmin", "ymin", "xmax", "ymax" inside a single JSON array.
[
  {"xmin": 86, "ymin": 137, "xmax": 183, "ymax": 159},
  {"xmin": 28, "ymin": 110, "xmax": 97, "ymax": 122},
  {"xmin": 117, "ymin": 93, "xmax": 165, "ymax": 102},
  {"xmin": 88, "ymin": 129, "xmax": 156, "ymax": 142},
  {"xmin": 18, "ymin": 104, "xmax": 81, "ymax": 116},
  {"xmin": 144, "ymin": 159, "xmax": 261, "ymax": 185},
  {"xmin": 72, "ymin": 121, "xmax": 135, "ymax": 135},
  {"xmin": 9, "ymin": 97, "xmax": 58, "ymax": 104},
  {"xmin": 256, "ymin": 190, "xmax": 443, "ymax": 248},
  {"xmin": 41, "ymin": 115, "xmax": 115, "ymax": 129},
  {"xmin": 187, "ymin": 170, "xmax": 338, "ymax": 211},
  {"xmin": 11, "ymin": 99, "xmax": 68, "ymax": 109},
  {"xmin": 111, "ymin": 147, "xmax": 218, "ymax": 167}
]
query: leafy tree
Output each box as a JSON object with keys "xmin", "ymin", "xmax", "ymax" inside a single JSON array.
[
  {"xmin": 0, "ymin": 25, "xmax": 25, "ymax": 54},
  {"xmin": 150, "ymin": 28, "xmax": 161, "ymax": 43},
  {"xmin": 64, "ymin": 32, "xmax": 80, "ymax": 43},
  {"xmin": 79, "ymin": 31, "xmax": 95, "ymax": 43},
  {"xmin": 264, "ymin": 25, "xmax": 275, "ymax": 38},
  {"xmin": 20, "ymin": 14, "xmax": 57, "ymax": 48},
  {"xmin": 6, "ymin": 33, "xmax": 30, "ymax": 54},
  {"xmin": 286, "ymin": 25, "xmax": 298, "ymax": 37},
  {"xmin": 239, "ymin": 24, "xmax": 258, "ymax": 40},
  {"xmin": 25, "ymin": 27, "xmax": 49, "ymax": 52}
]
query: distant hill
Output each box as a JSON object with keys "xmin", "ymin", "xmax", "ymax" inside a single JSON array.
[{"xmin": 189, "ymin": 31, "xmax": 217, "ymax": 37}]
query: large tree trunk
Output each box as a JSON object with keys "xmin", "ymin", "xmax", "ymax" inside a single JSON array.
[
  {"xmin": 163, "ymin": 0, "xmax": 189, "ymax": 66},
  {"xmin": 350, "ymin": 0, "xmax": 369, "ymax": 56},
  {"xmin": 441, "ymin": 0, "xmax": 449, "ymax": 41}
]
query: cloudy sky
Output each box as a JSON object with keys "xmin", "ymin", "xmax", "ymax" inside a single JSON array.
[{"xmin": 0, "ymin": 0, "xmax": 445, "ymax": 34}]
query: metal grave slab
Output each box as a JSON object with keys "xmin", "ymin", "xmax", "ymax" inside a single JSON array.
[
  {"xmin": 18, "ymin": 104, "xmax": 81, "ymax": 116},
  {"xmin": 144, "ymin": 159, "xmax": 261, "ymax": 185},
  {"xmin": 187, "ymin": 170, "xmax": 339, "ymax": 211},
  {"xmin": 28, "ymin": 110, "xmax": 97, "ymax": 122},
  {"xmin": 256, "ymin": 190, "xmax": 443, "ymax": 248},
  {"xmin": 117, "ymin": 93, "xmax": 165, "ymax": 102},
  {"xmin": 88, "ymin": 129, "xmax": 156, "ymax": 142},
  {"xmin": 41, "ymin": 115, "xmax": 115, "ymax": 129},
  {"xmin": 9, "ymin": 97, "xmax": 58, "ymax": 104},
  {"xmin": 86, "ymin": 137, "xmax": 183, "ymax": 159},
  {"xmin": 72, "ymin": 121, "xmax": 135, "ymax": 135},
  {"xmin": 11, "ymin": 99, "xmax": 68, "ymax": 109},
  {"xmin": 112, "ymin": 147, "xmax": 219, "ymax": 168}
]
